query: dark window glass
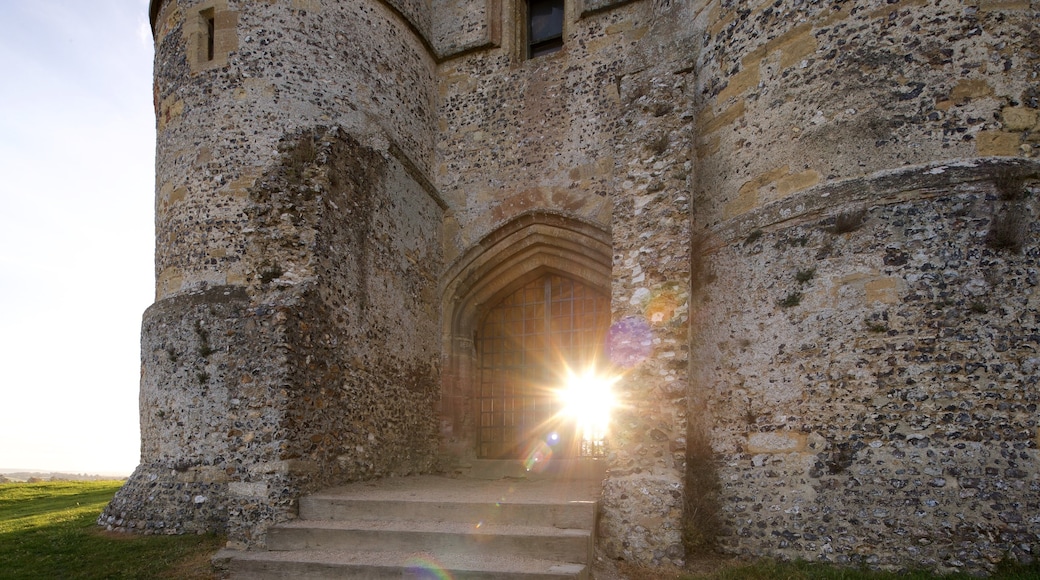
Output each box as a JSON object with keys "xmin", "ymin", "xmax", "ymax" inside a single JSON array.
[{"xmin": 528, "ymin": 0, "xmax": 563, "ymax": 58}]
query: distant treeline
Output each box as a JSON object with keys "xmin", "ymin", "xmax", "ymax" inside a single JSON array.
[{"xmin": 0, "ymin": 472, "xmax": 128, "ymax": 483}]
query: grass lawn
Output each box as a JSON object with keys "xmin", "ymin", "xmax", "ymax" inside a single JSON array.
[{"xmin": 0, "ymin": 480, "xmax": 223, "ymax": 579}]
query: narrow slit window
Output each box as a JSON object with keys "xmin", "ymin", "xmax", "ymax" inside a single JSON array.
[
  {"xmin": 528, "ymin": 0, "xmax": 563, "ymax": 58},
  {"xmin": 199, "ymin": 8, "xmax": 216, "ymax": 62},
  {"xmin": 206, "ymin": 15, "xmax": 215, "ymax": 61},
  {"xmin": 188, "ymin": 4, "xmax": 237, "ymax": 73}
]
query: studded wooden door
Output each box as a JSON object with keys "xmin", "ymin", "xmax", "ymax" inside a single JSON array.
[{"xmin": 477, "ymin": 274, "xmax": 610, "ymax": 459}]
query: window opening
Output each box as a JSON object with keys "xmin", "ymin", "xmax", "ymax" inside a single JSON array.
[
  {"xmin": 527, "ymin": 0, "xmax": 564, "ymax": 58},
  {"xmin": 202, "ymin": 9, "xmax": 216, "ymax": 61}
]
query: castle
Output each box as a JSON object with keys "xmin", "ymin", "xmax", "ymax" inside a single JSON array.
[{"xmin": 100, "ymin": 0, "xmax": 1039, "ymax": 573}]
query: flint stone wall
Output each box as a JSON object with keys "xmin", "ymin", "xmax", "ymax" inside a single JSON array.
[
  {"xmin": 151, "ymin": 0, "xmax": 436, "ymax": 298},
  {"xmin": 692, "ymin": 0, "xmax": 1038, "ymax": 226},
  {"xmin": 693, "ymin": 161, "xmax": 1039, "ymax": 573},
  {"xmin": 682, "ymin": 0, "xmax": 1039, "ymax": 571},
  {"xmin": 114, "ymin": 0, "xmax": 1040, "ymax": 572},
  {"xmin": 103, "ymin": 126, "xmax": 443, "ymax": 547},
  {"xmin": 435, "ymin": 0, "xmax": 697, "ymax": 566}
]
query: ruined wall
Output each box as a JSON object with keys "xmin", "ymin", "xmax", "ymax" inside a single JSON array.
[
  {"xmin": 104, "ymin": 0, "xmax": 443, "ymax": 547},
  {"xmin": 687, "ymin": 0, "xmax": 1040, "ymax": 573},
  {"xmin": 102, "ymin": 286, "xmax": 283, "ymax": 538},
  {"xmin": 259, "ymin": 131, "xmax": 443, "ymax": 487}
]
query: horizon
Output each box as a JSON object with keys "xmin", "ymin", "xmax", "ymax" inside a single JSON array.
[{"xmin": 1, "ymin": 467, "xmax": 131, "ymax": 477}]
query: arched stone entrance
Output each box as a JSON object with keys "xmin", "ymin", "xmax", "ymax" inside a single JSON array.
[
  {"xmin": 439, "ymin": 211, "xmax": 612, "ymax": 466},
  {"xmin": 476, "ymin": 273, "xmax": 610, "ymax": 459}
]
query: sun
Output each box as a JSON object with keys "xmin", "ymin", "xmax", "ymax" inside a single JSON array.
[{"xmin": 556, "ymin": 367, "xmax": 619, "ymax": 455}]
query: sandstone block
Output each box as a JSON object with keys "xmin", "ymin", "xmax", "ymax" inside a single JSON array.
[
  {"xmin": 976, "ymin": 130, "xmax": 1022, "ymax": 157},
  {"xmin": 1002, "ymin": 107, "xmax": 1038, "ymax": 132}
]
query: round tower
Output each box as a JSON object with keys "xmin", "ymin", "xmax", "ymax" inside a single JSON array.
[
  {"xmin": 684, "ymin": 0, "xmax": 1039, "ymax": 570},
  {"xmin": 101, "ymin": 0, "xmax": 444, "ymax": 547}
]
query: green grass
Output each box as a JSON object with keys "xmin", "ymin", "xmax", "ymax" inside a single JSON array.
[{"xmin": 0, "ymin": 480, "xmax": 224, "ymax": 579}]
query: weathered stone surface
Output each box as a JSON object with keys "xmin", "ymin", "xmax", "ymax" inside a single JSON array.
[
  {"xmin": 599, "ymin": 473, "xmax": 686, "ymax": 564},
  {"xmin": 694, "ymin": 167, "xmax": 1039, "ymax": 572},
  {"xmin": 107, "ymin": 2, "xmax": 444, "ymax": 542},
  {"xmin": 692, "ymin": 0, "xmax": 1038, "ymax": 229},
  {"xmin": 431, "ymin": 0, "xmax": 497, "ymax": 58},
  {"xmin": 105, "ymin": 129, "xmax": 444, "ymax": 546},
  {"xmin": 119, "ymin": 0, "xmax": 1039, "ymax": 573}
]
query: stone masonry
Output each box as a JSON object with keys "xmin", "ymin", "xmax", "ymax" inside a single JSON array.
[{"xmin": 102, "ymin": 0, "xmax": 1039, "ymax": 574}]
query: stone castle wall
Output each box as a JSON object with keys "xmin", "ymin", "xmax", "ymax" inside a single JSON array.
[
  {"xmin": 597, "ymin": 2, "xmax": 699, "ymax": 566},
  {"xmin": 692, "ymin": 0, "xmax": 1038, "ymax": 227},
  {"xmin": 434, "ymin": 0, "xmax": 696, "ymax": 565},
  {"xmin": 695, "ymin": 162, "xmax": 1038, "ymax": 570},
  {"xmin": 103, "ymin": 0, "xmax": 444, "ymax": 547},
  {"xmin": 108, "ymin": 0, "xmax": 1039, "ymax": 572},
  {"xmin": 436, "ymin": 0, "xmax": 640, "ymax": 260},
  {"xmin": 150, "ymin": 0, "xmax": 437, "ymax": 298},
  {"xmin": 683, "ymin": 0, "xmax": 1039, "ymax": 573}
]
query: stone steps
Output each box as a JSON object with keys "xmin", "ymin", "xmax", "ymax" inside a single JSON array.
[
  {"xmin": 266, "ymin": 519, "xmax": 592, "ymax": 561},
  {"xmin": 221, "ymin": 468, "xmax": 602, "ymax": 579},
  {"xmin": 227, "ymin": 549, "xmax": 588, "ymax": 579},
  {"xmin": 298, "ymin": 495, "xmax": 596, "ymax": 528}
]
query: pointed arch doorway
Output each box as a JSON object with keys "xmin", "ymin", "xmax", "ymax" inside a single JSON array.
[
  {"xmin": 477, "ymin": 273, "xmax": 610, "ymax": 459},
  {"xmin": 439, "ymin": 212, "xmax": 613, "ymax": 467}
]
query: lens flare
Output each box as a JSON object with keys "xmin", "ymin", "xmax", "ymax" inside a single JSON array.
[
  {"xmin": 608, "ymin": 317, "xmax": 653, "ymax": 368},
  {"xmin": 522, "ymin": 439, "xmax": 554, "ymax": 472},
  {"xmin": 405, "ymin": 556, "xmax": 453, "ymax": 580}
]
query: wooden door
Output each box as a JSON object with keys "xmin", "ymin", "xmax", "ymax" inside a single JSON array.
[{"xmin": 477, "ymin": 274, "xmax": 609, "ymax": 459}]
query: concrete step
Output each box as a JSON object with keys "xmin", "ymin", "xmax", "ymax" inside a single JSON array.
[
  {"xmin": 226, "ymin": 549, "xmax": 588, "ymax": 579},
  {"xmin": 460, "ymin": 459, "xmax": 608, "ymax": 481},
  {"xmin": 299, "ymin": 495, "xmax": 596, "ymax": 528},
  {"xmin": 221, "ymin": 474, "xmax": 601, "ymax": 580},
  {"xmin": 267, "ymin": 519, "xmax": 592, "ymax": 563}
]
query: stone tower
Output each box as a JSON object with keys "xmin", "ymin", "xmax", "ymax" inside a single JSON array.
[
  {"xmin": 102, "ymin": 0, "xmax": 445, "ymax": 547},
  {"xmin": 102, "ymin": 0, "xmax": 1039, "ymax": 572}
]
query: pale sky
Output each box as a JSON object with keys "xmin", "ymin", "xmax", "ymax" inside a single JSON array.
[{"xmin": 0, "ymin": 0, "xmax": 155, "ymax": 475}]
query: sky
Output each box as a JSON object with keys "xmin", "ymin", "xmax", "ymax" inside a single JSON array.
[{"xmin": 0, "ymin": 0, "xmax": 155, "ymax": 475}]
